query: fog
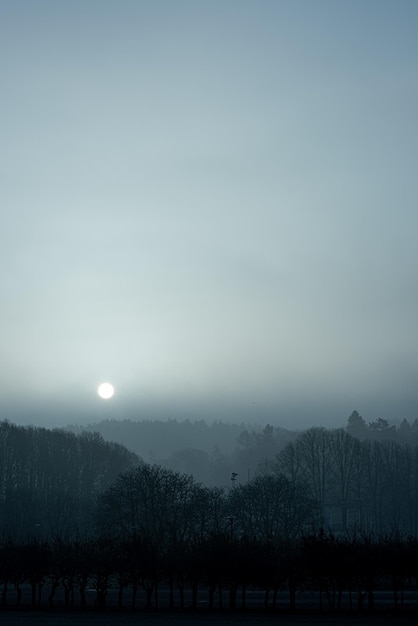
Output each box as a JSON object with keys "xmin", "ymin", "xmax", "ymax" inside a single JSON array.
[{"xmin": 1, "ymin": 1, "xmax": 418, "ymax": 429}]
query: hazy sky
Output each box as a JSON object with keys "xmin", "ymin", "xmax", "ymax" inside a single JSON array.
[{"xmin": 1, "ymin": 0, "xmax": 418, "ymax": 428}]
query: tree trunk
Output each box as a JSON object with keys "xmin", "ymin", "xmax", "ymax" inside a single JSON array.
[
  {"xmin": 241, "ymin": 583, "xmax": 247, "ymax": 609},
  {"xmin": 229, "ymin": 585, "xmax": 237, "ymax": 610},
  {"xmin": 208, "ymin": 584, "xmax": 215, "ymax": 610},
  {"xmin": 48, "ymin": 581, "xmax": 58, "ymax": 607},
  {"xmin": 1, "ymin": 581, "xmax": 7, "ymax": 606},
  {"xmin": 191, "ymin": 582, "xmax": 198, "ymax": 610},
  {"xmin": 118, "ymin": 583, "xmax": 124, "ymax": 609},
  {"xmin": 169, "ymin": 579, "xmax": 174, "ymax": 609},
  {"xmin": 131, "ymin": 583, "xmax": 138, "ymax": 611},
  {"xmin": 15, "ymin": 584, "xmax": 22, "ymax": 607},
  {"xmin": 288, "ymin": 581, "xmax": 296, "ymax": 612},
  {"xmin": 31, "ymin": 582, "xmax": 36, "ymax": 608}
]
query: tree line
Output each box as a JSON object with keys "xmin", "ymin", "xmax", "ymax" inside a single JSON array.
[
  {"xmin": 0, "ymin": 421, "xmax": 137, "ymax": 538},
  {"xmin": 2, "ymin": 418, "xmax": 418, "ymax": 612},
  {"xmin": 1, "ymin": 527, "xmax": 418, "ymax": 612},
  {"xmin": 0, "ymin": 456, "xmax": 416, "ymax": 614},
  {"xmin": 3, "ymin": 419, "xmax": 418, "ymax": 538},
  {"xmin": 272, "ymin": 425, "xmax": 418, "ymax": 535},
  {"xmin": 68, "ymin": 411, "xmax": 418, "ymax": 486},
  {"xmin": 4, "ymin": 419, "xmax": 418, "ymax": 538}
]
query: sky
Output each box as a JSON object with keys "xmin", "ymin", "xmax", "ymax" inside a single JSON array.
[{"xmin": 1, "ymin": 0, "xmax": 418, "ymax": 429}]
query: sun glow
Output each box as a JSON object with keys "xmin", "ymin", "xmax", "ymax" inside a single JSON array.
[{"xmin": 97, "ymin": 382, "xmax": 115, "ymax": 399}]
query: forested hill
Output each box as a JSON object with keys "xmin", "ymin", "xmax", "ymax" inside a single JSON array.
[
  {"xmin": 66, "ymin": 413, "xmax": 418, "ymax": 486},
  {"xmin": 66, "ymin": 419, "xmax": 299, "ymax": 485},
  {"xmin": 69, "ymin": 418, "xmax": 260, "ymax": 458},
  {"xmin": 0, "ymin": 421, "xmax": 138, "ymax": 537}
]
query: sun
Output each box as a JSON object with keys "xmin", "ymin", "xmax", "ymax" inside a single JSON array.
[{"xmin": 97, "ymin": 382, "xmax": 115, "ymax": 399}]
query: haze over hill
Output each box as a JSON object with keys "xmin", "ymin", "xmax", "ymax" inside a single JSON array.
[
  {"xmin": 1, "ymin": 1, "xmax": 418, "ymax": 427},
  {"xmin": 1, "ymin": 393, "xmax": 357, "ymax": 430},
  {"xmin": 2, "ymin": 393, "xmax": 404, "ymax": 434}
]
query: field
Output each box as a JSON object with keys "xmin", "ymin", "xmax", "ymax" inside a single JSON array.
[{"xmin": 1, "ymin": 610, "xmax": 418, "ymax": 626}]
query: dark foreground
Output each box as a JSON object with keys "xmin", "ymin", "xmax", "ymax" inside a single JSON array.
[{"xmin": 1, "ymin": 609, "xmax": 418, "ymax": 626}]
